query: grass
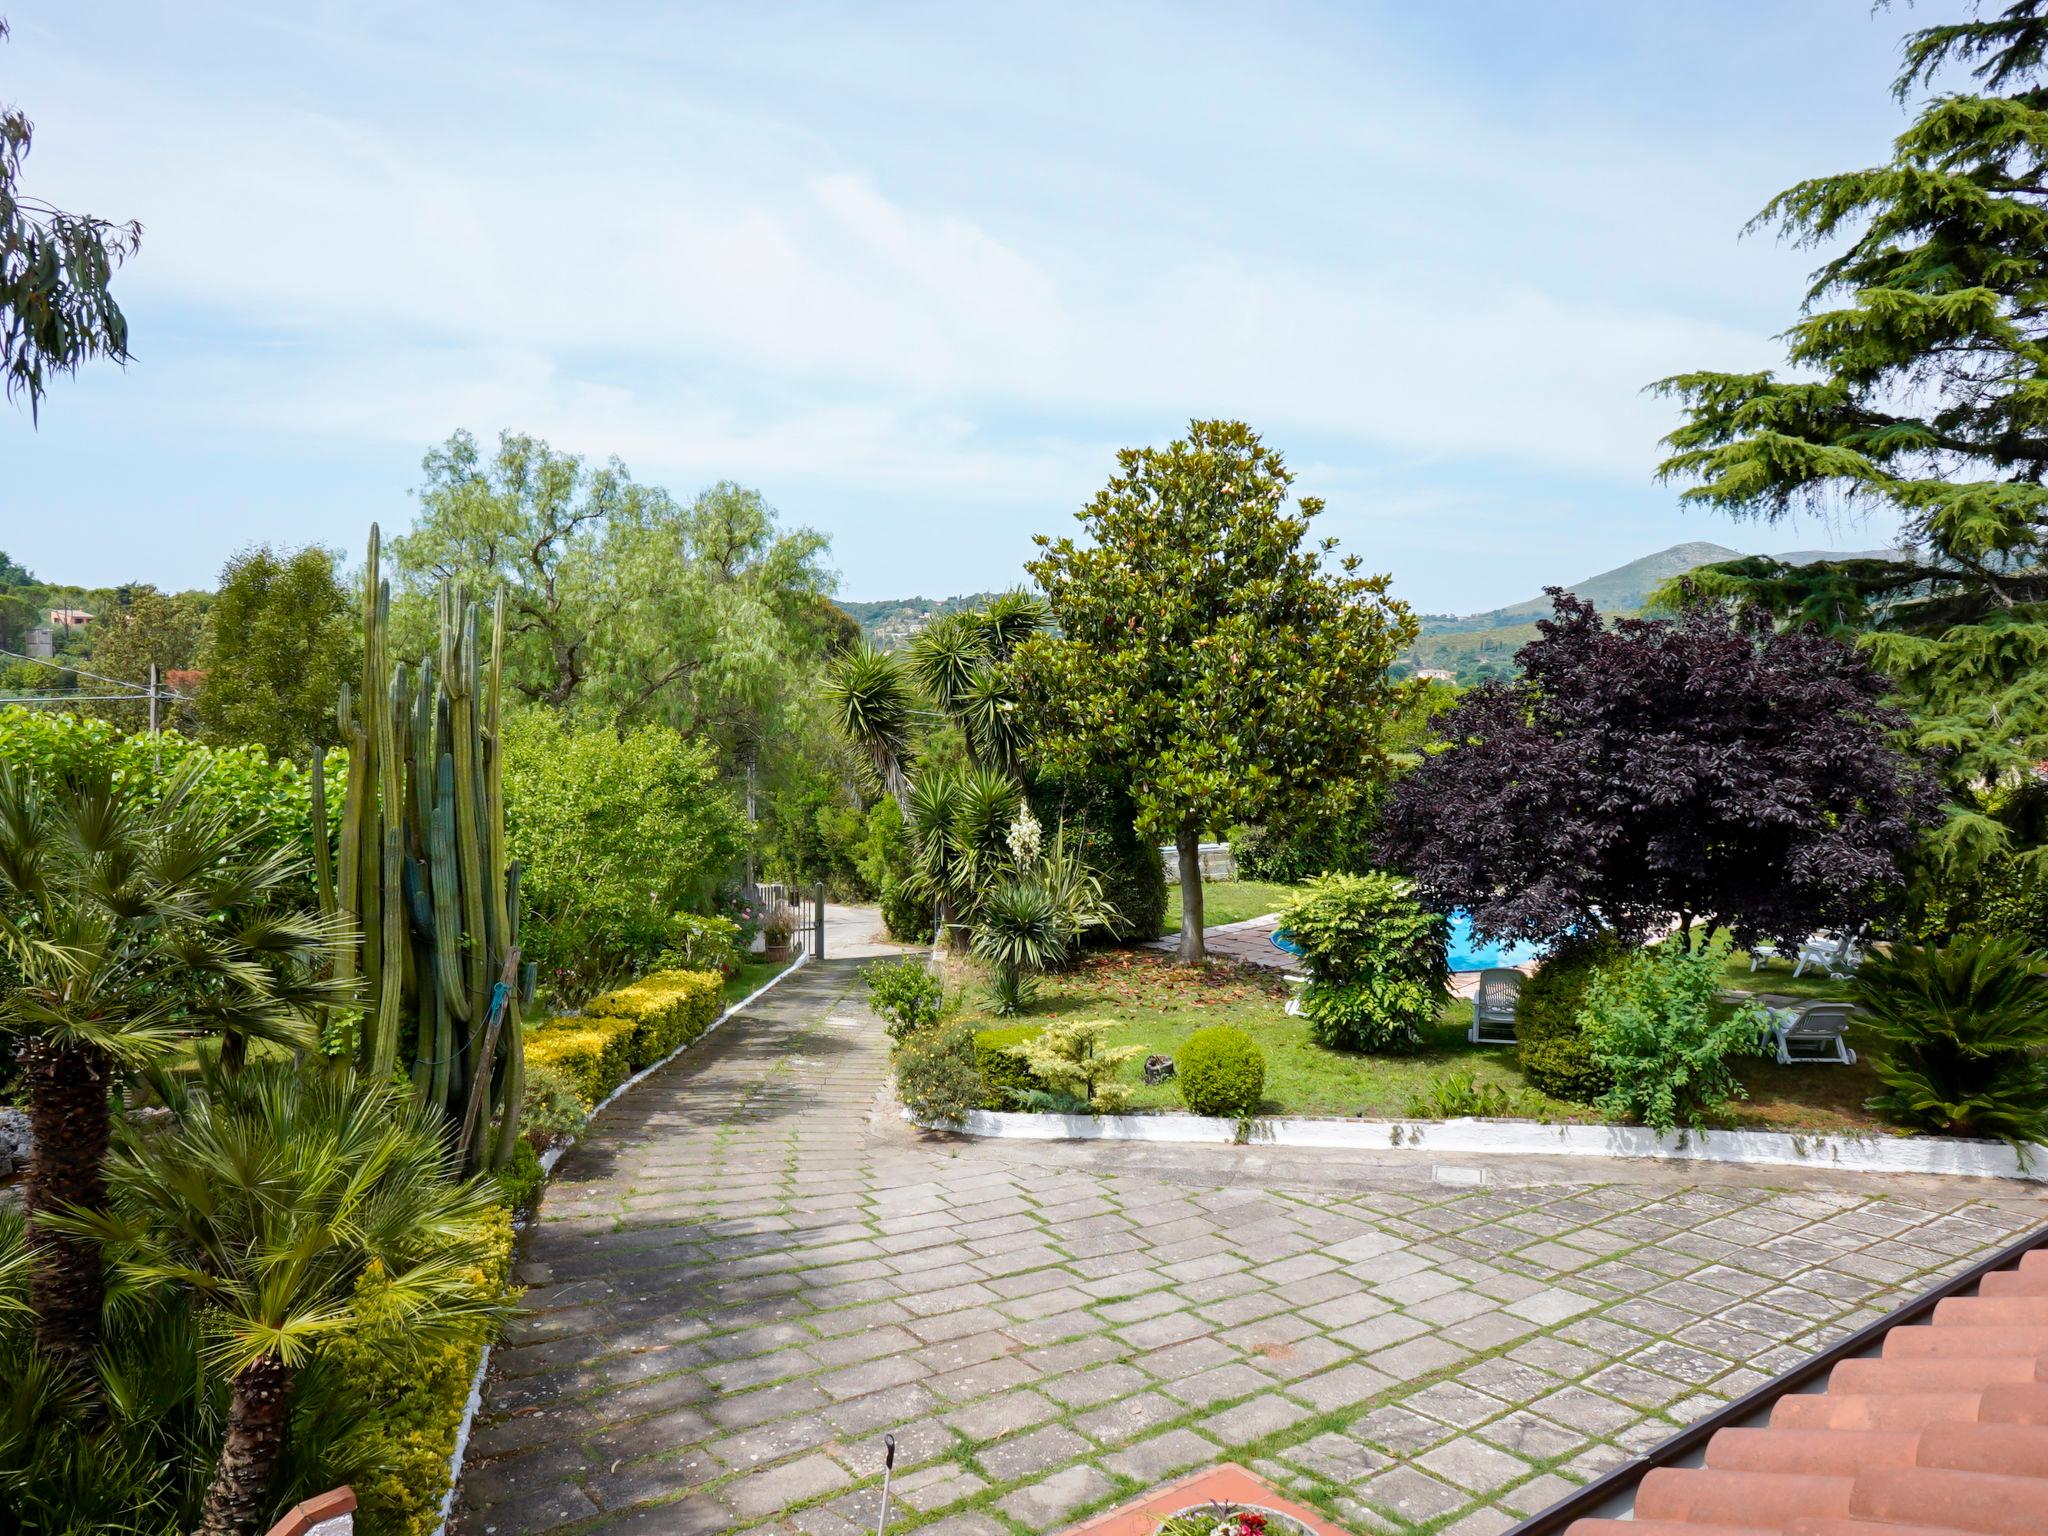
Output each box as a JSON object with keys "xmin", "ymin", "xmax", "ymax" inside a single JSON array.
[
  {"xmin": 1160, "ymin": 878, "xmax": 1306, "ymax": 935},
  {"xmin": 724, "ymin": 956, "xmax": 794, "ymax": 1007},
  {"xmin": 952, "ymin": 945, "xmax": 1891, "ymax": 1133}
]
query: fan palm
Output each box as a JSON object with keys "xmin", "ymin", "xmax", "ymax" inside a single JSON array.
[
  {"xmin": 1853, "ymin": 935, "xmax": 2048, "ymax": 1146},
  {"xmin": 0, "ymin": 760, "xmax": 354, "ymax": 1368},
  {"xmin": 45, "ymin": 1065, "xmax": 506, "ymax": 1536},
  {"xmin": 823, "ymin": 644, "xmax": 915, "ymax": 809}
]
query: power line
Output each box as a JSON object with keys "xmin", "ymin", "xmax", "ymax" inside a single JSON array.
[{"xmin": 0, "ymin": 643, "xmax": 196, "ymax": 699}]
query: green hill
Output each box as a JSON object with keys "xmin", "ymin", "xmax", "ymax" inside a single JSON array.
[{"xmin": 838, "ymin": 592, "xmax": 1007, "ymax": 650}]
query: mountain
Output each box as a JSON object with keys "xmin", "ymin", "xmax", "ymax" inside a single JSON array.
[
  {"xmin": 1406, "ymin": 542, "xmax": 1904, "ymax": 681},
  {"xmin": 838, "ymin": 592, "xmax": 1008, "ymax": 650}
]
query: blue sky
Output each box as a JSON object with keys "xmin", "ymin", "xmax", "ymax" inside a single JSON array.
[{"xmin": 3, "ymin": 1, "xmax": 1923, "ymax": 613}]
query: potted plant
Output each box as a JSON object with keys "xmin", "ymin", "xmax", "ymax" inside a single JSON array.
[{"xmin": 762, "ymin": 904, "xmax": 795, "ymax": 962}]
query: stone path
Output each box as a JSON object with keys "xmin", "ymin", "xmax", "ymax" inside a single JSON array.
[{"xmin": 454, "ymin": 959, "xmax": 2045, "ymax": 1536}]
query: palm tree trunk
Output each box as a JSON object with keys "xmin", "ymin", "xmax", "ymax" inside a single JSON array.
[
  {"xmin": 21, "ymin": 1037, "xmax": 112, "ymax": 1369},
  {"xmin": 1176, "ymin": 825, "xmax": 1206, "ymax": 965},
  {"xmin": 198, "ymin": 1354, "xmax": 295, "ymax": 1536}
]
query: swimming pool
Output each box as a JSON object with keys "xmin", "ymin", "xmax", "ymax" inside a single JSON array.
[{"xmin": 1444, "ymin": 910, "xmax": 1543, "ymax": 972}]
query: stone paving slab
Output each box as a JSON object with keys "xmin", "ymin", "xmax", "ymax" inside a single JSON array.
[{"xmin": 453, "ymin": 959, "xmax": 2045, "ymax": 1536}]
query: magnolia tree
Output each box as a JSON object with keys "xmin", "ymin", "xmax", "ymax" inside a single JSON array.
[
  {"xmin": 1015, "ymin": 420, "xmax": 1417, "ymax": 963},
  {"xmin": 1379, "ymin": 594, "xmax": 1940, "ymax": 951}
]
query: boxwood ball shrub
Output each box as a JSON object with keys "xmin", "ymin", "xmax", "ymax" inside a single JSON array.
[
  {"xmin": 1177, "ymin": 1025, "xmax": 1266, "ymax": 1118},
  {"xmin": 1516, "ymin": 934, "xmax": 1629, "ymax": 1102},
  {"xmin": 1282, "ymin": 872, "xmax": 1449, "ymax": 1053}
]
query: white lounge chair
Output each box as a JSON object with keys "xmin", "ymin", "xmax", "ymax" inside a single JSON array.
[
  {"xmin": 1748, "ymin": 941, "xmax": 1779, "ymax": 973},
  {"xmin": 1769, "ymin": 1000, "xmax": 1857, "ymax": 1065},
  {"xmin": 1793, "ymin": 933, "xmax": 1864, "ymax": 980},
  {"xmin": 1470, "ymin": 968, "xmax": 1522, "ymax": 1046}
]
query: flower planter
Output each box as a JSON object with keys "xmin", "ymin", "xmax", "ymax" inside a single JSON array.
[{"xmin": 764, "ymin": 943, "xmax": 794, "ymax": 964}]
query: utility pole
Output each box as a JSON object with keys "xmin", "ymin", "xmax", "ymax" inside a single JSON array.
[{"xmin": 147, "ymin": 661, "xmax": 159, "ymax": 735}]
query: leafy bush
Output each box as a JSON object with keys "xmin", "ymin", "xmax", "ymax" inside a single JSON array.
[
  {"xmin": 495, "ymin": 1135, "xmax": 545, "ymax": 1213},
  {"xmin": 656, "ymin": 913, "xmax": 742, "ymax": 976},
  {"xmin": 518, "ymin": 1061, "xmax": 590, "ymax": 1145},
  {"xmin": 1029, "ymin": 774, "xmax": 1166, "ymax": 944},
  {"xmin": 1853, "ymin": 936, "xmax": 2048, "ymax": 1145},
  {"xmin": 501, "ymin": 710, "xmax": 748, "ymax": 992},
  {"xmin": 1584, "ymin": 937, "xmax": 1772, "ymax": 1133},
  {"xmin": 878, "ymin": 874, "xmax": 936, "ymax": 944},
  {"xmin": 522, "ymin": 1015, "xmax": 638, "ymax": 1106},
  {"xmin": 1004, "ymin": 1018, "xmax": 1143, "ymax": 1113},
  {"xmin": 1516, "ymin": 935, "xmax": 1629, "ymax": 1102},
  {"xmin": 1283, "ymin": 873, "xmax": 1449, "ymax": 1052},
  {"xmin": 1177, "ymin": 1025, "xmax": 1266, "ymax": 1118},
  {"xmin": 894, "ymin": 1023, "xmax": 986, "ymax": 1125},
  {"xmin": 972, "ymin": 1024, "xmax": 1046, "ymax": 1109},
  {"xmin": 863, "ymin": 958, "xmax": 946, "ymax": 1041},
  {"xmin": 583, "ymin": 968, "xmax": 724, "ymax": 1069}
]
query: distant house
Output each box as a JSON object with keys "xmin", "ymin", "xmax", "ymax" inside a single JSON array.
[
  {"xmin": 1414, "ymin": 666, "xmax": 1457, "ymax": 684},
  {"xmin": 47, "ymin": 608, "xmax": 93, "ymax": 629}
]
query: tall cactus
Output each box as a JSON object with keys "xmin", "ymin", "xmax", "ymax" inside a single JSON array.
[{"xmin": 326, "ymin": 525, "xmax": 526, "ymax": 1171}]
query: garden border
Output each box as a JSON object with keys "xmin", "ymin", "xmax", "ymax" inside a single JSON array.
[
  {"xmin": 906, "ymin": 1105, "xmax": 2046, "ymax": 1183},
  {"xmin": 429, "ymin": 952, "xmax": 814, "ymax": 1536}
]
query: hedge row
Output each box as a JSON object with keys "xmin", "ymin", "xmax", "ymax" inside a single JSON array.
[{"xmin": 522, "ymin": 967, "xmax": 726, "ymax": 1109}]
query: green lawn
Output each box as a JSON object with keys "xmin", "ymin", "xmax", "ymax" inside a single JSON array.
[
  {"xmin": 954, "ymin": 947, "xmax": 1889, "ymax": 1134},
  {"xmin": 1160, "ymin": 879, "xmax": 1305, "ymax": 935},
  {"xmin": 725, "ymin": 956, "xmax": 794, "ymax": 1007}
]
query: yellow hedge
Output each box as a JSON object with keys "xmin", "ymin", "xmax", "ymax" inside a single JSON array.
[
  {"xmin": 583, "ymin": 968, "xmax": 724, "ymax": 1069},
  {"xmin": 324, "ymin": 1204, "xmax": 517, "ymax": 1536},
  {"xmin": 522, "ymin": 1014, "xmax": 636, "ymax": 1107}
]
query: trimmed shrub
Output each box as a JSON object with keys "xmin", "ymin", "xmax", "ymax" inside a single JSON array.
[
  {"xmin": 895, "ymin": 1022, "xmax": 986, "ymax": 1125},
  {"xmin": 523, "ymin": 1015, "xmax": 637, "ymax": 1106},
  {"xmin": 583, "ymin": 968, "xmax": 724, "ymax": 1069},
  {"xmin": 1283, "ymin": 873, "xmax": 1449, "ymax": 1053},
  {"xmin": 1584, "ymin": 936, "xmax": 1772, "ymax": 1133},
  {"xmin": 1516, "ymin": 934, "xmax": 1629, "ymax": 1102},
  {"xmin": 863, "ymin": 958, "xmax": 945, "ymax": 1041},
  {"xmin": 495, "ymin": 1135, "xmax": 545, "ymax": 1213},
  {"xmin": 973, "ymin": 1023, "xmax": 1045, "ymax": 1109},
  {"xmin": 319, "ymin": 1204, "xmax": 516, "ymax": 1536},
  {"xmin": 1854, "ymin": 935, "xmax": 2048, "ymax": 1145},
  {"xmin": 1177, "ymin": 1025, "xmax": 1265, "ymax": 1118}
]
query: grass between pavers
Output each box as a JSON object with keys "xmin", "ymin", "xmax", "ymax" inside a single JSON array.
[
  {"xmin": 1160, "ymin": 878, "xmax": 1307, "ymax": 935},
  {"xmin": 952, "ymin": 949, "xmax": 1888, "ymax": 1133},
  {"xmin": 485, "ymin": 1168, "xmax": 1988, "ymax": 1536}
]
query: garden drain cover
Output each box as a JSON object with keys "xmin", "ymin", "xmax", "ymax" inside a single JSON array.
[{"xmin": 1053, "ymin": 1464, "xmax": 1361, "ymax": 1536}]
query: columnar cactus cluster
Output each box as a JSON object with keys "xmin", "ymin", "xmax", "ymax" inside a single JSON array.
[{"xmin": 312, "ymin": 524, "xmax": 528, "ymax": 1171}]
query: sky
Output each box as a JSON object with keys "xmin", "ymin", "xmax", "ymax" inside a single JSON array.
[{"xmin": 1, "ymin": 1, "xmax": 1932, "ymax": 614}]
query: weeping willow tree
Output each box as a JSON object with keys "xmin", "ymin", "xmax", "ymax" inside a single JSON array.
[{"xmin": 1653, "ymin": 1, "xmax": 2048, "ymax": 885}]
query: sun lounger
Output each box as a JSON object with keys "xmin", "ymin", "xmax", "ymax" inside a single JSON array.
[{"xmin": 1769, "ymin": 999, "xmax": 1857, "ymax": 1064}]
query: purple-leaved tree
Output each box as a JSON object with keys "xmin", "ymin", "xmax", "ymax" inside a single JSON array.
[{"xmin": 1379, "ymin": 594, "xmax": 1940, "ymax": 951}]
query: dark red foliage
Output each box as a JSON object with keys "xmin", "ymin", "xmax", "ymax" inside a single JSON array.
[{"xmin": 1378, "ymin": 593, "xmax": 1940, "ymax": 951}]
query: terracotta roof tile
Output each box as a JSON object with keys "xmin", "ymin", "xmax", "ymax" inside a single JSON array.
[{"xmin": 1552, "ymin": 1230, "xmax": 2048, "ymax": 1536}]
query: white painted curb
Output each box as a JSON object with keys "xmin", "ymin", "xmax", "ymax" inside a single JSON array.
[
  {"xmin": 429, "ymin": 954, "xmax": 814, "ymax": 1536},
  {"xmin": 904, "ymin": 1105, "xmax": 2047, "ymax": 1183}
]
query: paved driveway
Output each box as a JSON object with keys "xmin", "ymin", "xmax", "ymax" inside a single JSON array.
[{"xmin": 454, "ymin": 960, "xmax": 2044, "ymax": 1536}]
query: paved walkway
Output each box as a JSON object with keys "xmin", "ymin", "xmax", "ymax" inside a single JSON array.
[{"xmin": 454, "ymin": 960, "xmax": 2044, "ymax": 1536}]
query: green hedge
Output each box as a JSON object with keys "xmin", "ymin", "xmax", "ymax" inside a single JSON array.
[
  {"xmin": 973, "ymin": 1024, "xmax": 1045, "ymax": 1110},
  {"xmin": 583, "ymin": 968, "xmax": 724, "ymax": 1069},
  {"xmin": 1516, "ymin": 935, "xmax": 1630, "ymax": 1102}
]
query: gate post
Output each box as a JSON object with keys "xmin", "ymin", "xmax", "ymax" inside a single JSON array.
[{"xmin": 812, "ymin": 881, "xmax": 826, "ymax": 959}]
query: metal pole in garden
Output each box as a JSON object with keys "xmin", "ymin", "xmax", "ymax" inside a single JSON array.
[
  {"xmin": 873, "ymin": 1433, "xmax": 896, "ymax": 1534},
  {"xmin": 813, "ymin": 880, "xmax": 826, "ymax": 958}
]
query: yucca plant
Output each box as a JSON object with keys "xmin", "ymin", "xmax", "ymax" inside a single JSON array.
[
  {"xmin": 0, "ymin": 761, "xmax": 353, "ymax": 1369},
  {"xmin": 823, "ymin": 643, "xmax": 915, "ymax": 809},
  {"xmin": 906, "ymin": 612, "xmax": 991, "ymax": 711},
  {"xmin": 973, "ymin": 877, "xmax": 1068, "ymax": 1014},
  {"xmin": 44, "ymin": 1064, "xmax": 506, "ymax": 1536},
  {"xmin": 1853, "ymin": 936, "xmax": 2048, "ymax": 1147}
]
